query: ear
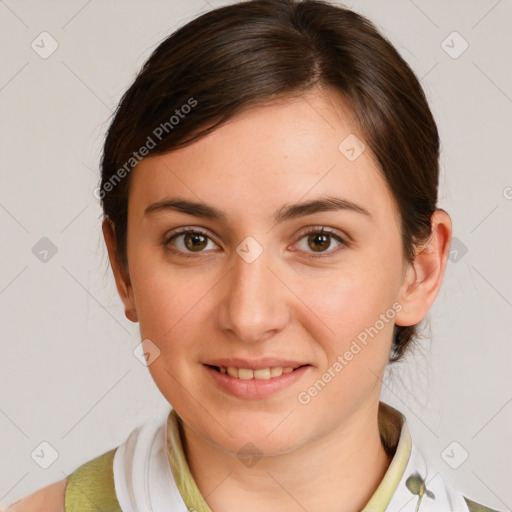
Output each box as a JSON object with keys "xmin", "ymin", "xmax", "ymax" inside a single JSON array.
[
  {"xmin": 394, "ymin": 209, "xmax": 452, "ymax": 327},
  {"xmin": 102, "ymin": 217, "xmax": 138, "ymax": 323}
]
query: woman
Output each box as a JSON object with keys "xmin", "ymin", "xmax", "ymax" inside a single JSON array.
[{"xmin": 6, "ymin": 0, "xmax": 503, "ymax": 510}]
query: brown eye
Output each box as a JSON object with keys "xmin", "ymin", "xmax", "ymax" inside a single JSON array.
[
  {"xmin": 183, "ymin": 232, "xmax": 208, "ymax": 251},
  {"xmin": 307, "ymin": 232, "xmax": 332, "ymax": 252},
  {"xmin": 294, "ymin": 227, "xmax": 347, "ymax": 258},
  {"xmin": 165, "ymin": 228, "xmax": 217, "ymax": 255}
]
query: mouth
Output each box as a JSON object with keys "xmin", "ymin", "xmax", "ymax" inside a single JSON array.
[
  {"xmin": 205, "ymin": 364, "xmax": 309, "ymax": 380},
  {"xmin": 203, "ymin": 361, "xmax": 311, "ymax": 399}
]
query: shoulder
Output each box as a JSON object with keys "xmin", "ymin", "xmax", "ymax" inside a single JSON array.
[
  {"xmin": 4, "ymin": 477, "xmax": 67, "ymax": 512},
  {"xmin": 64, "ymin": 447, "xmax": 122, "ymax": 511},
  {"xmin": 4, "ymin": 447, "xmax": 122, "ymax": 512}
]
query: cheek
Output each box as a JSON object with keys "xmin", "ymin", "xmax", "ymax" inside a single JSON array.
[
  {"xmin": 132, "ymin": 262, "xmax": 205, "ymax": 402},
  {"xmin": 129, "ymin": 253, "xmax": 202, "ymax": 345},
  {"xmin": 296, "ymin": 270, "xmax": 396, "ymax": 409},
  {"xmin": 299, "ymin": 263, "xmax": 397, "ymax": 343}
]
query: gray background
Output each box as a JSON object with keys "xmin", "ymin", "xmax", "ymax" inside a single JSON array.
[{"xmin": 0, "ymin": 0, "xmax": 511, "ymax": 509}]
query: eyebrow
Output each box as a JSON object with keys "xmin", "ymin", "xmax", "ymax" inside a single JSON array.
[{"xmin": 144, "ymin": 195, "xmax": 373, "ymax": 224}]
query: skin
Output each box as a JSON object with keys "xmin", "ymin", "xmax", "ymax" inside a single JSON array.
[
  {"xmin": 94, "ymin": 87, "xmax": 452, "ymax": 512},
  {"xmin": 5, "ymin": 478, "xmax": 66, "ymax": 511}
]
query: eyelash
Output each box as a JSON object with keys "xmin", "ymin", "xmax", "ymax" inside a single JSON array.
[{"xmin": 163, "ymin": 226, "xmax": 349, "ymax": 259}]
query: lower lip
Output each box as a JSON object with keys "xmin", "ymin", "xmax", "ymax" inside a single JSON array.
[{"xmin": 204, "ymin": 365, "xmax": 310, "ymax": 399}]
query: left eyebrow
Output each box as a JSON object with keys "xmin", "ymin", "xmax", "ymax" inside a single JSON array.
[
  {"xmin": 144, "ymin": 195, "xmax": 373, "ymax": 223},
  {"xmin": 273, "ymin": 196, "xmax": 373, "ymax": 223}
]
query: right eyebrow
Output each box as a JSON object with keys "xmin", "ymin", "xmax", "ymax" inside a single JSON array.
[{"xmin": 144, "ymin": 198, "xmax": 229, "ymax": 223}]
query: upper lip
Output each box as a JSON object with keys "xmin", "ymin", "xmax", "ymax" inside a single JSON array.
[{"xmin": 204, "ymin": 358, "xmax": 309, "ymax": 370}]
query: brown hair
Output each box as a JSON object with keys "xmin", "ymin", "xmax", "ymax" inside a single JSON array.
[{"xmin": 99, "ymin": 0, "xmax": 440, "ymax": 363}]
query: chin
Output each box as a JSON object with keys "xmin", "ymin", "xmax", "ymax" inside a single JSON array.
[
  {"xmin": 218, "ymin": 429, "xmax": 307, "ymax": 459},
  {"xmin": 202, "ymin": 410, "xmax": 315, "ymax": 457}
]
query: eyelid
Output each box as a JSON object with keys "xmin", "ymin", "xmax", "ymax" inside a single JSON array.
[
  {"xmin": 166, "ymin": 226, "xmax": 212, "ymax": 238},
  {"xmin": 294, "ymin": 225, "xmax": 347, "ymax": 241}
]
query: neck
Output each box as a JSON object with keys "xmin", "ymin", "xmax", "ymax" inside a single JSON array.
[{"xmin": 180, "ymin": 400, "xmax": 394, "ymax": 512}]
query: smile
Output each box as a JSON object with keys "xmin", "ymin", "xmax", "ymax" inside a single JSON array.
[
  {"xmin": 204, "ymin": 363, "xmax": 311, "ymax": 399},
  {"xmin": 208, "ymin": 365, "xmax": 301, "ymax": 380}
]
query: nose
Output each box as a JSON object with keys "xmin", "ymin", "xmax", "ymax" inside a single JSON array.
[{"xmin": 217, "ymin": 245, "xmax": 289, "ymax": 344}]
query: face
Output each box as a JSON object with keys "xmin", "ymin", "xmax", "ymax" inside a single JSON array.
[{"xmin": 114, "ymin": 89, "xmax": 415, "ymax": 456}]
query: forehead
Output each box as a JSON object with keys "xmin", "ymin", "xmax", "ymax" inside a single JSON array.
[{"xmin": 127, "ymin": 89, "xmax": 398, "ymax": 226}]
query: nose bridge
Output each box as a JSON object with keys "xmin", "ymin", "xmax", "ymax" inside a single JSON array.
[{"xmin": 219, "ymin": 242, "xmax": 287, "ymax": 343}]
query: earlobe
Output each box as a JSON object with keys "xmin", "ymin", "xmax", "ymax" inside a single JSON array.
[
  {"xmin": 101, "ymin": 218, "xmax": 139, "ymax": 323},
  {"xmin": 394, "ymin": 209, "xmax": 452, "ymax": 327}
]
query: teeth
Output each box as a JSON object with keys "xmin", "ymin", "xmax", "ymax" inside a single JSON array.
[
  {"xmin": 238, "ymin": 368, "xmax": 253, "ymax": 380},
  {"xmin": 227, "ymin": 367, "xmax": 239, "ymax": 378},
  {"xmin": 270, "ymin": 367, "xmax": 283, "ymax": 377},
  {"xmin": 254, "ymin": 368, "xmax": 270, "ymax": 379},
  {"xmin": 216, "ymin": 365, "xmax": 299, "ymax": 379}
]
